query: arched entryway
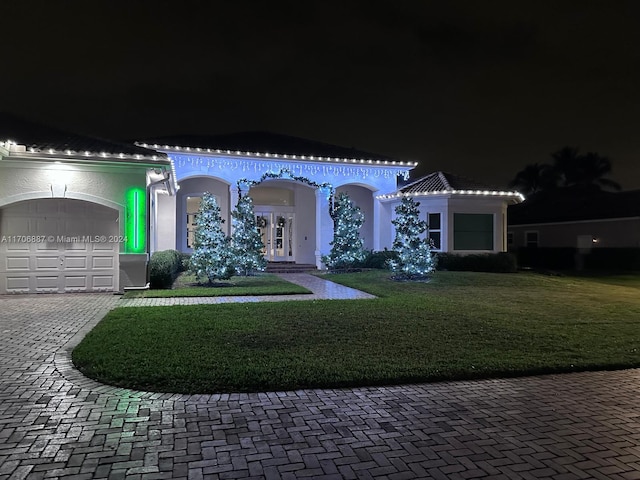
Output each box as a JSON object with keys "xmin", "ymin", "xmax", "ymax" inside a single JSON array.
[{"xmin": 248, "ymin": 180, "xmax": 316, "ymax": 264}]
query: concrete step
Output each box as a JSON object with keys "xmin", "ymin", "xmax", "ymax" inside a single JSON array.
[{"xmin": 266, "ymin": 262, "xmax": 318, "ymax": 273}]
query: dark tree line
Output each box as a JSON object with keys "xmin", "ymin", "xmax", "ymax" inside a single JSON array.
[{"xmin": 509, "ymin": 147, "xmax": 621, "ymax": 196}]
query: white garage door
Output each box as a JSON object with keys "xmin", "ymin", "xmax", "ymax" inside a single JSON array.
[{"xmin": 0, "ymin": 198, "xmax": 119, "ymax": 294}]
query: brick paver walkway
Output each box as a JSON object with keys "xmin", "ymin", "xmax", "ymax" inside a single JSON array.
[{"xmin": 1, "ymin": 291, "xmax": 640, "ymax": 479}]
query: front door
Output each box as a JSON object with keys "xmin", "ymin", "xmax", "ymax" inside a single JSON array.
[{"xmin": 256, "ymin": 212, "xmax": 294, "ymax": 262}]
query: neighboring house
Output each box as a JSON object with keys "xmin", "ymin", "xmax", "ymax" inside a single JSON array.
[
  {"xmin": 379, "ymin": 171, "xmax": 524, "ymax": 253},
  {"xmin": 1, "ymin": 116, "xmax": 523, "ymax": 294},
  {"xmin": 508, "ymin": 189, "xmax": 640, "ymax": 252},
  {"xmin": 0, "ymin": 114, "xmax": 174, "ymax": 294}
]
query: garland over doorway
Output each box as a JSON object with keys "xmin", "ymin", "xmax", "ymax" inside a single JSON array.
[
  {"xmin": 237, "ymin": 168, "xmax": 334, "ymax": 193},
  {"xmin": 237, "ymin": 168, "xmax": 337, "ymax": 213}
]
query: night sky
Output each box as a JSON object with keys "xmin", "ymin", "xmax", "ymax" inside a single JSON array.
[{"xmin": 2, "ymin": 0, "xmax": 639, "ymax": 189}]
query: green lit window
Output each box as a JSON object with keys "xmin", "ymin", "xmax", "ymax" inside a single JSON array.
[{"xmin": 453, "ymin": 213, "xmax": 493, "ymax": 250}]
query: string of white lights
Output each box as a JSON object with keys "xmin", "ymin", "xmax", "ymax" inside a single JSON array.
[
  {"xmin": 143, "ymin": 143, "xmax": 418, "ymax": 167},
  {"xmin": 377, "ymin": 190, "xmax": 525, "ymax": 201}
]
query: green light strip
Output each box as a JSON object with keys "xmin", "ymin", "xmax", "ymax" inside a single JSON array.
[
  {"xmin": 125, "ymin": 187, "xmax": 146, "ymax": 253},
  {"xmin": 134, "ymin": 190, "xmax": 139, "ymax": 250}
]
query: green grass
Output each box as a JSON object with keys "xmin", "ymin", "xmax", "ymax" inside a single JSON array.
[
  {"xmin": 73, "ymin": 270, "xmax": 640, "ymax": 393},
  {"xmin": 123, "ymin": 273, "xmax": 311, "ymax": 298}
]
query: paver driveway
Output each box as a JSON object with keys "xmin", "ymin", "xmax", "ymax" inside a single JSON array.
[{"xmin": 1, "ymin": 292, "xmax": 640, "ymax": 480}]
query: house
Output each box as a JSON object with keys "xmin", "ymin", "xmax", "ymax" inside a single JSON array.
[
  {"xmin": 507, "ymin": 188, "xmax": 640, "ymax": 269},
  {"xmin": 0, "ymin": 115, "xmax": 523, "ymax": 294},
  {"xmin": 508, "ymin": 188, "xmax": 640, "ymax": 249}
]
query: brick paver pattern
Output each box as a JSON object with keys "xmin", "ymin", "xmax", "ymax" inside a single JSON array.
[{"xmin": 1, "ymin": 289, "xmax": 639, "ymax": 479}]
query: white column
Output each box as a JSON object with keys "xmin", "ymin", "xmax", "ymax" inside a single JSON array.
[
  {"xmin": 315, "ymin": 188, "xmax": 333, "ymax": 269},
  {"xmin": 155, "ymin": 192, "xmax": 177, "ymax": 251},
  {"xmin": 372, "ymin": 197, "xmax": 381, "ymax": 251},
  {"xmin": 229, "ymin": 186, "xmax": 240, "ymax": 235}
]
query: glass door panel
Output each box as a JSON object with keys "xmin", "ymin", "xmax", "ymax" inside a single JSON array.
[{"xmin": 255, "ymin": 211, "xmax": 294, "ymax": 262}]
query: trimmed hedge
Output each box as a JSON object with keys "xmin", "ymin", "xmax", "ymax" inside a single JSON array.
[
  {"xmin": 515, "ymin": 247, "xmax": 640, "ymax": 271},
  {"xmin": 361, "ymin": 250, "xmax": 516, "ymax": 273},
  {"xmin": 436, "ymin": 252, "xmax": 518, "ymax": 273},
  {"xmin": 516, "ymin": 247, "xmax": 576, "ymax": 270},
  {"xmin": 362, "ymin": 249, "xmax": 399, "ymax": 269},
  {"xmin": 149, "ymin": 250, "xmax": 183, "ymax": 289},
  {"xmin": 584, "ymin": 248, "xmax": 640, "ymax": 271},
  {"xmin": 178, "ymin": 252, "xmax": 191, "ymax": 272}
]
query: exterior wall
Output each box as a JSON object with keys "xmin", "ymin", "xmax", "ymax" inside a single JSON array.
[
  {"xmin": 509, "ymin": 217, "xmax": 640, "ymax": 249},
  {"xmin": 0, "ymin": 157, "xmax": 153, "ymax": 290},
  {"xmin": 377, "ymin": 201, "xmax": 394, "ymax": 250},
  {"xmin": 154, "ymin": 192, "xmax": 176, "ymax": 252},
  {"xmin": 0, "ymin": 159, "xmax": 144, "ymax": 214}
]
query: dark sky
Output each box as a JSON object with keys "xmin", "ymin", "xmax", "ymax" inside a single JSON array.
[{"xmin": 2, "ymin": 0, "xmax": 639, "ymax": 189}]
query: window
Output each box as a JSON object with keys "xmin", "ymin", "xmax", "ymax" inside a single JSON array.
[
  {"xmin": 453, "ymin": 213, "xmax": 493, "ymax": 250},
  {"xmin": 427, "ymin": 213, "xmax": 441, "ymax": 250},
  {"xmin": 186, "ymin": 196, "xmax": 202, "ymax": 249},
  {"xmin": 507, "ymin": 232, "xmax": 514, "ymax": 247},
  {"xmin": 526, "ymin": 231, "xmax": 539, "ymax": 248}
]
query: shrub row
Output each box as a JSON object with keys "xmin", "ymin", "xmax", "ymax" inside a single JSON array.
[
  {"xmin": 361, "ymin": 249, "xmax": 399, "ymax": 269},
  {"xmin": 360, "ymin": 250, "xmax": 517, "ymax": 273},
  {"xmin": 149, "ymin": 250, "xmax": 189, "ymax": 289},
  {"xmin": 436, "ymin": 252, "xmax": 517, "ymax": 273},
  {"xmin": 516, "ymin": 247, "xmax": 576, "ymax": 270},
  {"xmin": 584, "ymin": 248, "xmax": 640, "ymax": 270},
  {"xmin": 515, "ymin": 247, "xmax": 640, "ymax": 271}
]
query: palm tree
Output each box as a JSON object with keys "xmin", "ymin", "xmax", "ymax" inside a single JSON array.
[
  {"xmin": 508, "ymin": 163, "xmax": 558, "ymax": 195},
  {"xmin": 574, "ymin": 152, "xmax": 621, "ymax": 191},
  {"xmin": 551, "ymin": 147, "xmax": 621, "ymax": 191},
  {"xmin": 551, "ymin": 146, "xmax": 581, "ymax": 187}
]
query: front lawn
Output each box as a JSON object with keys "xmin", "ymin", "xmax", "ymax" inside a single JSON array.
[
  {"xmin": 123, "ymin": 273, "xmax": 311, "ymax": 298},
  {"xmin": 73, "ymin": 270, "xmax": 640, "ymax": 393}
]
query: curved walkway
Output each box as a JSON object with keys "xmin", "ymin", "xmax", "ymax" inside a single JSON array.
[{"xmin": 0, "ymin": 288, "xmax": 639, "ymax": 479}]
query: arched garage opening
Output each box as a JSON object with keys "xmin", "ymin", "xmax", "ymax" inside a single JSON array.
[{"xmin": 0, "ymin": 198, "xmax": 120, "ymax": 294}]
